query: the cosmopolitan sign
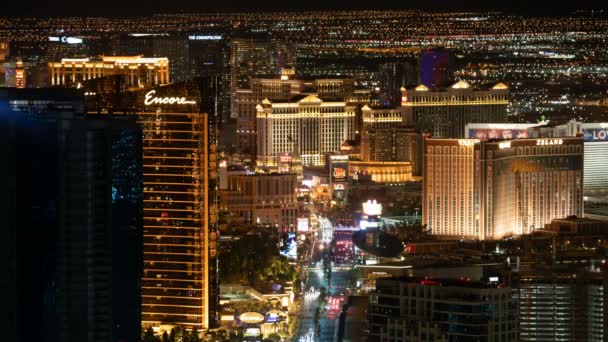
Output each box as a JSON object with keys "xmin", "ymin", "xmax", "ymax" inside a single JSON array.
[
  {"xmin": 188, "ymin": 35, "xmax": 222, "ymax": 40},
  {"xmin": 144, "ymin": 90, "xmax": 196, "ymax": 106}
]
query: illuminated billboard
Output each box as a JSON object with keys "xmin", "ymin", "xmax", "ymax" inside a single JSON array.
[
  {"xmin": 279, "ymin": 153, "xmax": 292, "ymax": 173},
  {"xmin": 332, "ymin": 183, "xmax": 346, "ymax": 200},
  {"xmin": 330, "ymin": 155, "xmax": 349, "ymax": 183},
  {"xmin": 466, "ymin": 123, "xmax": 544, "ymax": 140},
  {"xmin": 297, "ymin": 218, "xmax": 309, "ymax": 232},
  {"xmin": 280, "ymin": 233, "xmax": 297, "ymax": 259},
  {"xmin": 468, "ymin": 128, "xmax": 529, "ymax": 140},
  {"xmin": 583, "ymin": 128, "xmax": 608, "ymax": 142}
]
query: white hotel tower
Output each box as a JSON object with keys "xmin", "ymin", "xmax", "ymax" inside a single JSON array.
[{"xmin": 256, "ymin": 95, "xmax": 356, "ymax": 167}]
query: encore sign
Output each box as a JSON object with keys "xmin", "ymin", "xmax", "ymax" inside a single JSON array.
[{"xmin": 144, "ymin": 90, "xmax": 196, "ymax": 106}]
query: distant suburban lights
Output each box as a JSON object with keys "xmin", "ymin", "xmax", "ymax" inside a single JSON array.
[
  {"xmin": 188, "ymin": 35, "xmax": 222, "ymax": 40},
  {"xmin": 498, "ymin": 141, "xmax": 511, "ymax": 149},
  {"xmin": 536, "ymin": 138, "xmax": 563, "ymax": 146},
  {"xmin": 362, "ymin": 200, "xmax": 382, "ymax": 216},
  {"xmin": 144, "ymin": 90, "xmax": 196, "ymax": 106}
]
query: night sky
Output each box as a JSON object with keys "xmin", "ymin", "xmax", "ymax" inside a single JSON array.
[{"xmin": 11, "ymin": 0, "xmax": 608, "ymax": 17}]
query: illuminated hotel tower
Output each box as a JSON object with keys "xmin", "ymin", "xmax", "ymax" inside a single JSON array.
[
  {"xmin": 15, "ymin": 58, "xmax": 25, "ymax": 88},
  {"xmin": 423, "ymin": 137, "xmax": 583, "ymax": 240},
  {"xmin": 48, "ymin": 56, "xmax": 169, "ymax": 89},
  {"xmin": 136, "ymin": 88, "xmax": 218, "ymax": 330},
  {"xmin": 256, "ymin": 95, "xmax": 356, "ymax": 167},
  {"xmin": 401, "ymin": 81, "xmax": 508, "ymax": 138}
]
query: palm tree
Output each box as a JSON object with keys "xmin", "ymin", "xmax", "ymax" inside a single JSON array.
[
  {"xmin": 389, "ymin": 222, "xmax": 431, "ymax": 244},
  {"xmin": 142, "ymin": 327, "xmax": 159, "ymax": 342}
]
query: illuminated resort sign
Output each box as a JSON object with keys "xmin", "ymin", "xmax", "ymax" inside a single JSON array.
[
  {"xmin": 536, "ymin": 138, "xmax": 563, "ymax": 146},
  {"xmin": 458, "ymin": 139, "xmax": 478, "ymax": 147},
  {"xmin": 239, "ymin": 312, "xmax": 265, "ymax": 324},
  {"xmin": 583, "ymin": 128, "xmax": 608, "ymax": 142},
  {"xmin": 498, "ymin": 141, "xmax": 511, "ymax": 149},
  {"xmin": 188, "ymin": 35, "xmax": 222, "ymax": 40},
  {"xmin": 144, "ymin": 90, "xmax": 196, "ymax": 106},
  {"xmin": 362, "ymin": 200, "xmax": 382, "ymax": 216},
  {"xmin": 49, "ymin": 36, "xmax": 83, "ymax": 44}
]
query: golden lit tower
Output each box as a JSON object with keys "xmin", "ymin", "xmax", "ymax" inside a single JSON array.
[
  {"xmin": 15, "ymin": 58, "xmax": 25, "ymax": 88},
  {"xmin": 423, "ymin": 137, "xmax": 584, "ymax": 240},
  {"xmin": 401, "ymin": 81, "xmax": 508, "ymax": 138},
  {"xmin": 135, "ymin": 87, "xmax": 218, "ymax": 331}
]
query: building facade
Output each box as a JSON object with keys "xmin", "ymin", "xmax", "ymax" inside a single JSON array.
[
  {"xmin": 401, "ymin": 81, "xmax": 508, "ymax": 138},
  {"xmin": 256, "ymin": 95, "xmax": 356, "ymax": 167},
  {"xmin": 512, "ymin": 268, "xmax": 608, "ymax": 341},
  {"xmin": 236, "ymin": 69, "xmax": 356, "ymax": 158},
  {"xmin": 468, "ymin": 120, "xmax": 608, "ymax": 204},
  {"xmin": 418, "ymin": 48, "xmax": 455, "ymax": 89},
  {"xmin": 350, "ymin": 161, "xmax": 413, "ymax": 184},
  {"xmin": 368, "ymin": 277, "xmax": 517, "ymax": 341},
  {"xmin": 49, "ymin": 56, "xmax": 169, "ymax": 88},
  {"xmin": 230, "ymin": 37, "xmax": 296, "ymax": 119},
  {"xmin": 15, "ymin": 58, "xmax": 25, "ymax": 88},
  {"xmin": 139, "ymin": 107, "xmax": 217, "ymax": 331},
  {"xmin": 423, "ymin": 137, "xmax": 584, "ymax": 239},
  {"xmin": 360, "ymin": 105, "xmax": 422, "ymax": 177},
  {"xmin": 378, "ymin": 61, "xmax": 418, "ymax": 107},
  {"xmin": 1, "ymin": 88, "xmax": 143, "ymax": 342},
  {"xmin": 220, "ymin": 173, "xmax": 299, "ymax": 231},
  {"xmin": 361, "ymin": 105, "xmax": 405, "ymax": 130},
  {"xmin": 578, "ymin": 123, "xmax": 608, "ymax": 199},
  {"xmin": 107, "ymin": 83, "xmax": 221, "ymax": 331},
  {"xmin": 236, "ymin": 69, "xmax": 302, "ymax": 157}
]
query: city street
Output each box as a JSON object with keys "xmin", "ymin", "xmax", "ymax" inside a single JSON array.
[
  {"xmin": 295, "ymin": 271, "xmax": 323, "ymax": 342},
  {"xmin": 295, "ymin": 267, "xmax": 351, "ymax": 341}
]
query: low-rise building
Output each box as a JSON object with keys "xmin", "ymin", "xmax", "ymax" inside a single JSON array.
[
  {"xmin": 350, "ymin": 161, "xmax": 413, "ymax": 184},
  {"xmin": 220, "ymin": 173, "xmax": 299, "ymax": 231},
  {"xmin": 511, "ymin": 266, "xmax": 608, "ymax": 341},
  {"xmin": 368, "ymin": 277, "xmax": 517, "ymax": 341}
]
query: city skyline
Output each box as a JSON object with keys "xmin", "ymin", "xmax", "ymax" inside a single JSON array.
[{"xmin": 4, "ymin": 7, "xmax": 608, "ymax": 342}]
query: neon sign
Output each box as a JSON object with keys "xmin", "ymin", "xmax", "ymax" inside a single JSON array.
[
  {"xmin": 498, "ymin": 141, "xmax": 511, "ymax": 149},
  {"xmin": 188, "ymin": 35, "xmax": 222, "ymax": 40},
  {"xmin": 583, "ymin": 129, "xmax": 608, "ymax": 142},
  {"xmin": 144, "ymin": 90, "xmax": 196, "ymax": 106},
  {"xmin": 536, "ymin": 138, "xmax": 563, "ymax": 146},
  {"xmin": 49, "ymin": 36, "xmax": 83, "ymax": 44},
  {"xmin": 458, "ymin": 139, "xmax": 478, "ymax": 147},
  {"xmin": 333, "ymin": 167, "xmax": 346, "ymax": 179}
]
